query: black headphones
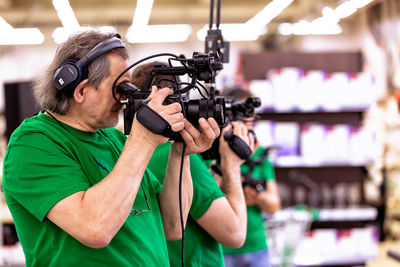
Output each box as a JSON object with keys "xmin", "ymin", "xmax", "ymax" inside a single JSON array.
[{"xmin": 53, "ymin": 35, "xmax": 125, "ymax": 92}]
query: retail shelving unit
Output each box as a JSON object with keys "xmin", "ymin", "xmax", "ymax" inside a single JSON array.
[
  {"xmin": 1, "ymin": 81, "xmax": 39, "ymax": 266},
  {"xmin": 242, "ymin": 51, "xmax": 379, "ymax": 266}
]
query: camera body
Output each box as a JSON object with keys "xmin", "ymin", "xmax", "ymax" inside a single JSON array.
[
  {"xmin": 201, "ymin": 96, "xmax": 261, "ymax": 160},
  {"xmin": 242, "ymin": 173, "xmax": 267, "ymax": 192},
  {"xmin": 117, "ymin": 52, "xmax": 226, "ymax": 140},
  {"xmin": 210, "ymin": 161, "xmax": 267, "ymax": 192},
  {"xmin": 225, "ymin": 97, "xmax": 261, "ymax": 122}
]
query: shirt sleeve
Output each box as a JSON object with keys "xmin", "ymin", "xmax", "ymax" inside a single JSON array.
[
  {"xmin": 3, "ymin": 132, "xmax": 91, "ymax": 222},
  {"xmin": 145, "ymin": 169, "xmax": 162, "ymax": 195},
  {"xmin": 146, "ymin": 142, "xmax": 171, "ymax": 184},
  {"xmin": 262, "ymin": 158, "xmax": 276, "ymax": 181},
  {"xmin": 189, "ymin": 153, "xmax": 225, "ymax": 220},
  {"xmin": 147, "ymin": 143, "xmax": 225, "ymax": 220}
]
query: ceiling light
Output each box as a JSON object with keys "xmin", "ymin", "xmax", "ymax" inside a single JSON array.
[
  {"xmin": 197, "ymin": 24, "xmax": 266, "ymax": 41},
  {"xmin": 52, "ymin": 26, "xmax": 117, "ymax": 44},
  {"xmin": 126, "ymin": 24, "xmax": 192, "ymax": 43},
  {"xmin": 278, "ymin": 0, "xmax": 373, "ymax": 35},
  {"xmin": 130, "ymin": 0, "xmax": 154, "ymax": 31},
  {"xmin": 321, "ymin": 7, "xmax": 340, "ymax": 24},
  {"xmin": 278, "ymin": 23, "xmax": 293, "ymax": 36},
  {"xmin": 197, "ymin": 0, "xmax": 293, "ymax": 42},
  {"xmin": 126, "ymin": 0, "xmax": 191, "ymax": 43},
  {"xmin": 0, "ymin": 16, "xmax": 44, "ymax": 45},
  {"xmin": 52, "ymin": 0, "xmax": 85, "ymax": 43},
  {"xmin": 335, "ymin": 1, "xmax": 358, "ymax": 19},
  {"xmin": 0, "ymin": 28, "xmax": 45, "ymax": 45},
  {"xmin": 335, "ymin": 0, "xmax": 374, "ymax": 19},
  {"xmin": 292, "ymin": 20, "xmax": 311, "ymax": 35},
  {"xmin": 52, "ymin": 0, "xmax": 80, "ymax": 32},
  {"xmin": 246, "ymin": 0, "xmax": 294, "ymax": 27},
  {"xmin": 309, "ymin": 20, "xmax": 342, "ymax": 35},
  {"xmin": 278, "ymin": 19, "xmax": 342, "ymax": 35},
  {"xmin": 0, "ymin": 16, "xmax": 13, "ymax": 31},
  {"xmin": 351, "ymin": 0, "xmax": 374, "ymax": 8}
]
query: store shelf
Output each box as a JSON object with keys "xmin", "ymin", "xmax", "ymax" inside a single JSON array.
[
  {"xmin": 1, "ymin": 205, "xmax": 13, "ymax": 225},
  {"xmin": 241, "ymin": 51, "xmax": 363, "ymax": 81},
  {"xmin": 267, "ymin": 209, "xmax": 378, "ymax": 267},
  {"xmin": 258, "ymin": 110, "xmax": 365, "ymax": 126},
  {"xmin": 275, "ymin": 166, "xmax": 366, "ymax": 182},
  {"xmin": 311, "ymin": 206, "xmax": 378, "ymax": 229},
  {"xmin": 0, "ymin": 244, "xmax": 25, "ymax": 266},
  {"xmin": 272, "ymin": 156, "xmax": 372, "ymax": 168},
  {"xmin": 293, "ymin": 226, "xmax": 378, "ymax": 267}
]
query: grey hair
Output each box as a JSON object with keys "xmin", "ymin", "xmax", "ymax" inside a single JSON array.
[{"xmin": 33, "ymin": 30, "xmax": 129, "ymax": 114}]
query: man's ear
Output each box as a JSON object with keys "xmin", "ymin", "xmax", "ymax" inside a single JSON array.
[{"xmin": 73, "ymin": 79, "xmax": 89, "ymax": 103}]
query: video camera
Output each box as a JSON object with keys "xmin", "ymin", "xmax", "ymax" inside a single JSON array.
[
  {"xmin": 242, "ymin": 173, "xmax": 267, "ymax": 192},
  {"xmin": 201, "ymin": 96, "xmax": 261, "ymax": 160},
  {"xmin": 240, "ymin": 146, "xmax": 277, "ymax": 192},
  {"xmin": 225, "ymin": 97, "xmax": 261, "ymax": 122},
  {"xmin": 211, "ymin": 160, "xmax": 267, "ymax": 192},
  {"xmin": 115, "ymin": 52, "xmax": 227, "ymax": 140}
]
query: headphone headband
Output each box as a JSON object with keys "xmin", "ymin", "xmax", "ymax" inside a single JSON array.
[{"xmin": 54, "ymin": 35, "xmax": 126, "ymax": 92}]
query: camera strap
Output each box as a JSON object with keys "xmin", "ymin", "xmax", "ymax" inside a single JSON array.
[{"xmin": 136, "ymin": 103, "xmax": 175, "ymax": 137}]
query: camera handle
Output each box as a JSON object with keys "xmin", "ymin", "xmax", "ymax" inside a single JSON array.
[
  {"xmin": 135, "ymin": 103, "xmax": 175, "ymax": 137},
  {"xmin": 223, "ymin": 129, "xmax": 252, "ymax": 160}
]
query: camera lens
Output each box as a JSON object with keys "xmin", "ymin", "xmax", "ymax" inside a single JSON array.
[{"xmin": 184, "ymin": 97, "xmax": 226, "ymax": 126}]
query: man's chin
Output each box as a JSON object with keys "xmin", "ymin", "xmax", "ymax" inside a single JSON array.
[{"xmin": 102, "ymin": 114, "xmax": 119, "ymax": 129}]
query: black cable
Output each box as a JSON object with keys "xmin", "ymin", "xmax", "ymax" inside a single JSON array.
[
  {"xmin": 112, "ymin": 53, "xmax": 179, "ymax": 104},
  {"xmin": 168, "ymin": 57, "xmax": 187, "ymax": 267},
  {"xmin": 195, "ymin": 81, "xmax": 210, "ymax": 98},
  {"xmin": 111, "ymin": 52, "xmax": 212, "ymax": 267},
  {"xmin": 209, "ymin": 0, "xmax": 214, "ymax": 30},
  {"xmin": 216, "ymin": 0, "xmax": 221, "ymax": 28},
  {"xmin": 178, "ymin": 143, "xmax": 186, "ymax": 267}
]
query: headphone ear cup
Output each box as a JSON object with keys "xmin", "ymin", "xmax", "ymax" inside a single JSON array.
[
  {"xmin": 53, "ymin": 36, "xmax": 124, "ymax": 92},
  {"xmin": 53, "ymin": 61, "xmax": 83, "ymax": 91}
]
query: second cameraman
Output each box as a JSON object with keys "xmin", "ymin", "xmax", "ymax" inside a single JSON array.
[
  {"xmin": 222, "ymin": 87, "xmax": 281, "ymax": 267},
  {"xmin": 131, "ymin": 61, "xmax": 254, "ymax": 267}
]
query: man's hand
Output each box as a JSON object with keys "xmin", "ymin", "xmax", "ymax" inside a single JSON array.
[
  {"xmin": 175, "ymin": 117, "xmax": 220, "ymax": 155},
  {"xmin": 146, "ymin": 86, "xmax": 185, "ymax": 132},
  {"xmin": 243, "ymin": 186, "xmax": 260, "ymax": 205},
  {"xmin": 129, "ymin": 86, "xmax": 185, "ymax": 147},
  {"xmin": 219, "ymin": 121, "xmax": 255, "ymax": 169}
]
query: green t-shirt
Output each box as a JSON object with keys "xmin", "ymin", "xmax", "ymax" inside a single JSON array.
[
  {"xmin": 223, "ymin": 146, "xmax": 276, "ymax": 254},
  {"xmin": 2, "ymin": 112, "xmax": 170, "ymax": 266},
  {"xmin": 147, "ymin": 142, "xmax": 226, "ymax": 267}
]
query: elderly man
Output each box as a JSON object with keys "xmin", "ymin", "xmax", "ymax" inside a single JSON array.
[{"xmin": 2, "ymin": 30, "xmax": 219, "ymax": 266}]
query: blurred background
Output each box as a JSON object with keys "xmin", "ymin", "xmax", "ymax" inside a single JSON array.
[{"xmin": 1, "ymin": 0, "xmax": 400, "ymax": 266}]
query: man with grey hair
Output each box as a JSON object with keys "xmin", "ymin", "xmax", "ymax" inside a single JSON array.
[{"xmin": 2, "ymin": 30, "xmax": 220, "ymax": 266}]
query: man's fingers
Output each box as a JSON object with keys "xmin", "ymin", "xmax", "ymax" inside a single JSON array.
[
  {"xmin": 198, "ymin": 118, "xmax": 217, "ymax": 142},
  {"xmin": 207, "ymin": 118, "xmax": 221, "ymax": 137},
  {"xmin": 170, "ymin": 121, "xmax": 185, "ymax": 132},
  {"xmin": 240, "ymin": 123, "xmax": 248, "ymax": 139},
  {"xmin": 166, "ymin": 111, "xmax": 185, "ymax": 132},
  {"xmin": 164, "ymin": 102, "xmax": 182, "ymax": 115},
  {"xmin": 184, "ymin": 120, "xmax": 201, "ymax": 142},
  {"xmin": 147, "ymin": 85, "xmax": 158, "ymax": 99},
  {"xmin": 180, "ymin": 128, "xmax": 195, "ymax": 146},
  {"xmin": 231, "ymin": 121, "xmax": 240, "ymax": 136},
  {"xmin": 248, "ymin": 132, "xmax": 255, "ymax": 151},
  {"xmin": 150, "ymin": 87, "xmax": 173, "ymax": 104},
  {"xmin": 231, "ymin": 121, "xmax": 247, "ymax": 140},
  {"xmin": 221, "ymin": 123, "xmax": 232, "ymax": 135}
]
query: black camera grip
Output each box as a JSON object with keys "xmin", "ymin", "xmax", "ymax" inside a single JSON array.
[
  {"xmin": 223, "ymin": 130, "xmax": 252, "ymax": 160},
  {"xmin": 136, "ymin": 104, "xmax": 175, "ymax": 137}
]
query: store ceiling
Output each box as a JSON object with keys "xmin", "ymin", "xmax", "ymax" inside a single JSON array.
[{"xmin": 0, "ymin": 0, "xmax": 341, "ymax": 28}]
